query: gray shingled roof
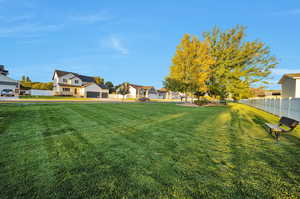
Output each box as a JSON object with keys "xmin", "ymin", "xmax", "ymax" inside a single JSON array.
[
  {"xmin": 54, "ymin": 70, "xmax": 95, "ymax": 83},
  {"xmin": 98, "ymin": 84, "xmax": 108, "ymax": 89}
]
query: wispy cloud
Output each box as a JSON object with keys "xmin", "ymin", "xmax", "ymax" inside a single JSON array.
[
  {"xmin": 109, "ymin": 36, "xmax": 129, "ymax": 55},
  {"xmin": 0, "ymin": 23, "xmax": 64, "ymax": 37},
  {"xmin": 0, "ymin": 14, "xmax": 33, "ymax": 23},
  {"xmin": 273, "ymin": 9, "xmax": 300, "ymax": 16},
  {"xmin": 69, "ymin": 12, "xmax": 112, "ymax": 24},
  {"xmin": 101, "ymin": 35, "xmax": 129, "ymax": 55}
]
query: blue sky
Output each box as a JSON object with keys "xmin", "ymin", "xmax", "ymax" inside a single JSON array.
[{"xmin": 0, "ymin": 0, "xmax": 299, "ymax": 89}]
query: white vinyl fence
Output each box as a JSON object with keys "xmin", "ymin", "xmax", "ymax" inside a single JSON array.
[
  {"xmin": 240, "ymin": 98, "xmax": 300, "ymax": 121},
  {"xmin": 29, "ymin": 89, "xmax": 53, "ymax": 96}
]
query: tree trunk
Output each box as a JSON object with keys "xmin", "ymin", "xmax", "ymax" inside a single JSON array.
[{"xmin": 185, "ymin": 91, "xmax": 188, "ymax": 103}]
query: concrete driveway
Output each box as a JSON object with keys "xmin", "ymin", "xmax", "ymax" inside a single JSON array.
[{"xmin": 0, "ymin": 96, "xmax": 19, "ymax": 101}]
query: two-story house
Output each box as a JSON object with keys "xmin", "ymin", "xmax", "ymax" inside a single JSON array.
[
  {"xmin": 52, "ymin": 70, "xmax": 109, "ymax": 98},
  {"xmin": 279, "ymin": 73, "xmax": 300, "ymax": 98}
]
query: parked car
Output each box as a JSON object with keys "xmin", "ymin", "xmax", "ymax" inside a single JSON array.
[
  {"xmin": 1, "ymin": 89, "xmax": 15, "ymax": 97},
  {"xmin": 137, "ymin": 97, "xmax": 150, "ymax": 102}
]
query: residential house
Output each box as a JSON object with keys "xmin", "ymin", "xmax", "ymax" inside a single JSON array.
[
  {"xmin": 128, "ymin": 84, "xmax": 158, "ymax": 98},
  {"xmin": 124, "ymin": 83, "xmax": 158, "ymax": 98},
  {"xmin": 52, "ymin": 70, "xmax": 109, "ymax": 98},
  {"xmin": 251, "ymin": 88, "xmax": 281, "ymax": 98},
  {"xmin": 279, "ymin": 73, "xmax": 300, "ymax": 98},
  {"xmin": 0, "ymin": 65, "xmax": 19, "ymax": 95},
  {"xmin": 265, "ymin": 90, "xmax": 281, "ymax": 98},
  {"xmin": 157, "ymin": 88, "xmax": 182, "ymax": 99}
]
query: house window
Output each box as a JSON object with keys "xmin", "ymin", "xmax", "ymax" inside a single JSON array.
[
  {"xmin": 148, "ymin": 88, "xmax": 157, "ymax": 94},
  {"xmin": 75, "ymin": 80, "xmax": 79, "ymax": 84},
  {"xmin": 63, "ymin": 88, "xmax": 70, "ymax": 92},
  {"xmin": 63, "ymin": 79, "xmax": 67, "ymax": 83}
]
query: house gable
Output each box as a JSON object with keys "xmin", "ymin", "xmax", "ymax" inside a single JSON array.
[
  {"xmin": 70, "ymin": 76, "xmax": 82, "ymax": 85},
  {"xmin": 0, "ymin": 74, "xmax": 19, "ymax": 92},
  {"xmin": 129, "ymin": 85, "xmax": 137, "ymax": 95},
  {"xmin": 53, "ymin": 69, "xmax": 95, "ymax": 84},
  {"xmin": 60, "ymin": 74, "xmax": 83, "ymax": 85},
  {"xmin": 83, "ymin": 83, "xmax": 108, "ymax": 92},
  {"xmin": 83, "ymin": 83, "xmax": 101, "ymax": 91},
  {"xmin": 0, "ymin": 74, "xmax": 18, "ymax": 83},
  {"xmin": 60, "ymin": 73, "xmax": 75, "ymax": 80},
  {"xmin": 279, "ymin": 73, "xmax": 300, "ymax": 84},
  {"xmin": 279, "ymin": 73, "xmax": 300, "ymax": 98}
]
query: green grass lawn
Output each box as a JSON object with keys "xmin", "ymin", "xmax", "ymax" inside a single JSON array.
[
  {"xmin": 18, "ymin": 96, "xmax": 95, "ymax": 100},
  {"xmin": 19, "ymin": 95, "xmax": 73, "ymax": 99},
  {"xmin": 0, "ymin": 103, "xmax": 299, "ymax": 199}
]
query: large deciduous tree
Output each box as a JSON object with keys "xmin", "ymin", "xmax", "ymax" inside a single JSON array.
[
  {"xmin": 165, "ymin": 26, "xmax": 277, "ymax": 101},
  {"xmin": 165, "ymin": 34, "xmax": 214, "ymax": 102},
  {"xmin": 203, "ymin": 26, "xmax": 277, "ymax": 100}
]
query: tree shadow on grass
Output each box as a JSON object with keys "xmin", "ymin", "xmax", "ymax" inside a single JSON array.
[
  {"xmin": 251, "ymin": 115, "xmax": 277, "ymax": 140},
  {"xmin": 252, "ymin": 115, "xmax": 269, "ymax": 131},
  {"xmin": 281, "ymin": 134, "xmax": 300, "ymax": 147}
]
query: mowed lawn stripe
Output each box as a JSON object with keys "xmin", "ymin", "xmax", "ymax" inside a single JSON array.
[{"xmin": 0, "ymin": 103, "xmax": 300, "ymax": 198}]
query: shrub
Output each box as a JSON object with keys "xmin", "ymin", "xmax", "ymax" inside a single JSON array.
[
  {"xmin": 194, "ymin": 99, "xmax": 210, "ymax": 106},
  {"xmin": 137, "ymin": 97, "xmax": 150, "ymax": 102},
  {"xmin": 219, "ymin": 100, "xmax": 228, "ymax": 105}
]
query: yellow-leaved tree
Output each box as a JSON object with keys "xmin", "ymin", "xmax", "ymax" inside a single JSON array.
[
  {"xmin": 165, "ymin": 26, "xmax": 278, "ymax": 102},
  {"xmin": 166, "ymin": 34, "xmax": 215, "ymax": 102}
]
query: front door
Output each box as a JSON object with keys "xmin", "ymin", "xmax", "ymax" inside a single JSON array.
[{"xmin": 74, "ymin": 88, "xmax": 78, "ymax": 95}]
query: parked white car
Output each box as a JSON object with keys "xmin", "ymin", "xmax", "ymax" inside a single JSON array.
[{"xmin": 1, "ymin": 89, "xmax": 15, "ymax": 97}]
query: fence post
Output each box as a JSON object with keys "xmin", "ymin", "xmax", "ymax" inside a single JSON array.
[
  {"xmin": 288, "ymin": 97, "xmax": 291, "ymax": 117},
  {"xmin": 279, "ymin": 97, "xmax": 282, "ymax": 117},
  {"xmin": 273, "ymin": 97, "xmax": 276, "ymax": 115}
]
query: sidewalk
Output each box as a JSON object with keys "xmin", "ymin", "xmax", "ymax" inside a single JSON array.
[{"xmin": 0, "ymin": 97, "xmax": 182, "ymax": 104}]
